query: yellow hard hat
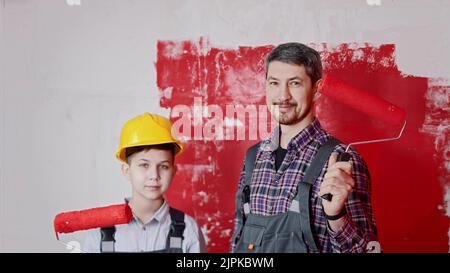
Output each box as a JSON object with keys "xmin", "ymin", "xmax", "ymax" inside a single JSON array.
[{"xmin": 115, "ymin": 112, "xmax": 184, "ymax": 163}]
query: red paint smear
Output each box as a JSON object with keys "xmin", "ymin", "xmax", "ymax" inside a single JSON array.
[{"xmin": 156, "ymin": 38, "xmax": 449, "ymax": 253}]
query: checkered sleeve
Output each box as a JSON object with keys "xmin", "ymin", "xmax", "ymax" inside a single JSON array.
[{"xmin": 327, "ymin": 146, "xmax": 379, "ymax": 253}]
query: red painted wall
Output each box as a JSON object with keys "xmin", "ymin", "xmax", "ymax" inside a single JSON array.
[{"xmin": 156, "ymin": 38, "xmax": 449, "ymax": 252}]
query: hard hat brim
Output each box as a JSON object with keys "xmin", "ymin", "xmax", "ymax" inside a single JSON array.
[{"xmin": 115, "ymin": 141, "xmax": 183, "ymax": 163}]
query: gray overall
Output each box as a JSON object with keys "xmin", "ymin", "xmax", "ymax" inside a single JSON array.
[
  {"xmin": 233, "ymin": 138, "xmax": 340, "ymax": 253},
  {"xmin": 100, "ymin": 207, "xmax": 185, "ymax": 253}
]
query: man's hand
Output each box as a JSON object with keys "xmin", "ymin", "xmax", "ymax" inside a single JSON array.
[{"xmin": 318, "ymin": 153, "xmax": 355, "ymax": 229}]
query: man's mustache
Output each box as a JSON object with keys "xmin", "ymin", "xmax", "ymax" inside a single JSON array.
[{"xmin": 272, "ymin": 101, "xmax": 298, "ymax": 106}]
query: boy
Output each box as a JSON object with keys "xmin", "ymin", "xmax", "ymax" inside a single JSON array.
[{"xmin": 83, "ymin": 112, "xmax": 206, "ymax": 253}]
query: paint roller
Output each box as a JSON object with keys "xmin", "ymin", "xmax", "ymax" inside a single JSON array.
[
  {"xmin": 53, "ymin": 203, "xmax": 133, "ymax": 240},
  {"xmin": 318, "ymin": 75, "xmax": 407, "ymax": 201}
]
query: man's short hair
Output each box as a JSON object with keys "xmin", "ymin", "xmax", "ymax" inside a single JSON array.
[
  {"xmin": 125, "ymin": 143, "xmax": 175, "ymax": 164},
  {"xmin": 265, "ymin": 42, "xmax": 322, "ymax": 85}
]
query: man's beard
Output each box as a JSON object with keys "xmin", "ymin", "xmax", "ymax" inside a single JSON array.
[{"xmin": 271, "ymin": 100, "xmax": 312, "ymax": 125}]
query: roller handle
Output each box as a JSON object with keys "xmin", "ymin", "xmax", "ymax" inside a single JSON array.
[{"xmin": 320, "ymin": 152, "xmax": 351, "ymax": 202}]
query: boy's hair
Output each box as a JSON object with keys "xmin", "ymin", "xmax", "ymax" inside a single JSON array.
[
  {"xmin": 265, "ymin": 42, "xmax": 323, "ymax": 86},
  {"xmin": 125, "ymin": 143, "xmax": 175, "ymax": 164}
]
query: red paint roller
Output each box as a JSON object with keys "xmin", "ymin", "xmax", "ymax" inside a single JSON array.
[
  {"xmin": 320, "ymin": 75, "xmax": 406, "ymax": 126},
  {"xmin": 54, "ymin": 203, "xmax": 133, "ymax": 240},
  {"xmin": 319, "ymin": 75, "xmax": 407, "ymax": 201}
]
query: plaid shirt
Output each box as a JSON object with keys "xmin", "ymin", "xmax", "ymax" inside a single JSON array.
[{"xmin": 231, "ymin": 118, "xmax": 378, "ymax": 253}]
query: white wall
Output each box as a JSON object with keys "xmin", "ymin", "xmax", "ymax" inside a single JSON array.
[{"xmin": 0, "ymin": 0, "xmax": 449, "ymax": 252}]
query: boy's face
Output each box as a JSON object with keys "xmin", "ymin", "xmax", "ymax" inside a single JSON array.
[{"xmin": 121, "ymin": 148, "xmax": 176, "ymax": 202}]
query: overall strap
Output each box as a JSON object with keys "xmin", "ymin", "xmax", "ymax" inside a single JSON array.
[
  {"xmin": 296, "ymin": 137, "xmax": 340, "ymax": 252},
  {"xmin": 243, "ymin": 143, "xmax": 260, "ymax": 216},
  {"xmin": 303, "ymin": 138, "xmax": 340, "ymax": 185},
  {"xmin": 231, "ymin": 142, "xmax": 260, "ymax": 248},
  {"xmin": 100, "ymin": 226, "xmax": 116, "ymax": 253},
  {"xmin": 165, "ymin": 207, "xmax": 186, "ymax": 253}
]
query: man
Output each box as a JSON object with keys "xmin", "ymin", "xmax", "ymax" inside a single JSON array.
[{"xmin": 231, "ymin": 43, "xmax": 378, "ymax": 253}]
